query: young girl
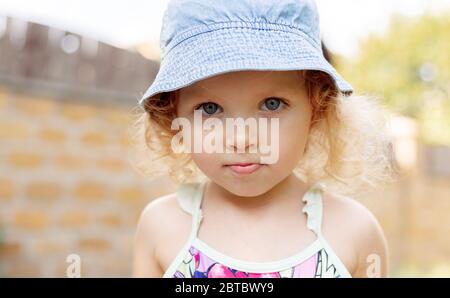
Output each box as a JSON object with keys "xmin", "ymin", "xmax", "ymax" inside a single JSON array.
[{"xmin": 132, "ymin": 0, "xmax": 394, "ymax": 278}]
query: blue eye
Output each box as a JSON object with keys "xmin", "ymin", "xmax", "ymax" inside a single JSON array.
[
  {"xmin": 261, "ymin": 97, "xmax": 285, "ymax": 111},
  {"xmin": 195, "ymin": 102, "xmax": 222, "ymax": 115}
]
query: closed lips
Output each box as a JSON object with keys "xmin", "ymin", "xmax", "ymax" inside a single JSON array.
[{"xmin": 224, "ymin": 163, "xmax": 263, "ymax": 174}]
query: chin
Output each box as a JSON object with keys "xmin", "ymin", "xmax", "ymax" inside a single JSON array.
[{"xmin": 218, "ymin": 178, "xmax": 275, "ymax": 197}]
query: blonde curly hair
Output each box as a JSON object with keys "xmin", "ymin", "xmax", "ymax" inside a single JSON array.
[{"xmin": 128, "ymin": 70, "xmax": 397, "ymax": 197}]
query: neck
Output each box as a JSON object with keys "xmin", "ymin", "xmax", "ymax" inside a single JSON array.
[{"xmin": 205, "ymin": 173, "xmax": 309, "ymax": 212}]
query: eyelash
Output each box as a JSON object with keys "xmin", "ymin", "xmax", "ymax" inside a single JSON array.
[
  {"xmin": 193, "ymin": 102, "xmax": 223, "ymax": 117},
  {"xmin": 193, "ymin": 97, "xmax": 290, "ymax": 116},
  {"xmin": 260, "ymin": 97, "xmax": 290, "ymax": 113}
]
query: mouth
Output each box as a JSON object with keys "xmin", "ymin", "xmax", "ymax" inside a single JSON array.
[{"xmin": 223, "ymin": 162, "xmax": 264, "ymax": 175}]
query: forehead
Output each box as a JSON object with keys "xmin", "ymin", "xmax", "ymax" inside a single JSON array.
[{"xmin": 180, "ymin": 70, "xmax": 304, "ymax": 98}]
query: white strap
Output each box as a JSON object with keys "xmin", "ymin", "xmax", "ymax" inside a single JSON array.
[
  {"xmin": 176, "ymin": 182, "xmax": 202, "ymax": 214},
  {"xmin": 176, "ymin": 181, "xmax": 206, "ymax": 236},
  {"xmin": 301, "ymin": 182, "xmax": 325, "ymax": 236}
]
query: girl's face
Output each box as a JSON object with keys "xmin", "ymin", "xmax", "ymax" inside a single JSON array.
[{"xmin": 176, "ymin": 70, "xmax": 312, "ymax": 197}]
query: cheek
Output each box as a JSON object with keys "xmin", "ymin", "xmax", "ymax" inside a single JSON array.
[
  {"xmin": 277, "ymin": 112, "xmax": 311, "ymax": 165},
  {"xmin": 191, "ymin": 152, "xmax": 222, "ymax": 176}
]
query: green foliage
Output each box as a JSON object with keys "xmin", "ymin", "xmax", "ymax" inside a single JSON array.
[{"xmin": 337, "ymin": 13, "xmax": 450, "ymax": 145}]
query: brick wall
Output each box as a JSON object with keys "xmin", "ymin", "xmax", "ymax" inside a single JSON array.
[{"xmin": 0, "ymin": 88, "xmax": 175, "ymax": 277}]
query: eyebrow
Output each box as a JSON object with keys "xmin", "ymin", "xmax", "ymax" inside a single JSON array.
[
  {"xmin": 180, "ymin": 86, "xmax": 227, "ymax": 103},
  {"xmin": 180, "ymin": 77, "xmax": 299, "ymax": 104}
]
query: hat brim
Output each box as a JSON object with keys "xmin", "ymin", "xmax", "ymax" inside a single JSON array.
[{"xmin": 139, "ymin": 27, "xmax": 353, "ymax": 105}]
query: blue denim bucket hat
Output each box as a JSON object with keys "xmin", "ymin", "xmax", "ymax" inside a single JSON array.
[{"xmin": 139, "ymin": 0, "xmax": 353, "ymax": 106}]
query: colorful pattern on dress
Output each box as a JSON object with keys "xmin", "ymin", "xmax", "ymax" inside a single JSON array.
[{"xmin": 172, "ymin": 246, "xmax": 341, "ymax": 278}]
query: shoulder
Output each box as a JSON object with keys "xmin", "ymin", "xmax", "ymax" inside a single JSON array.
[
  {"xmin": 133, "ymin": 191, "xmax": 192, "ymax": 276},
  {"xmin": 321, "ymin": 191, "xmax": 389, "ymax": 277},
  {"xmin": 322, "ymin": 191, "xmax": 384, "ymax": 238},
  {"xmin": 139, "ymin": 192, "xmax": 179, "ymax": 225},
  {"xmin": 136, "ymin": 191, "xmax": 191, "ymax": 242}
]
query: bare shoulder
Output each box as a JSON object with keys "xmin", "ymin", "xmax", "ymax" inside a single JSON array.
[
  {"xmin": 321, "ymin": 191, "xmax": 389, "ymax": 277},
  {"xmin": 321, "ymin": 191, "xmax": 384, "ymax": 237},
  {"xmin": 138, "ymin": 192, "xmax": 186, "ymax": 235},
  {"xmin": 132, "ymin": 192, "xmax": 191, "ymax": 277}
]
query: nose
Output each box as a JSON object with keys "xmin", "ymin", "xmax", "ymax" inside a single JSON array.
[{"xmin": 224, "ymin": 119, "xmax": 258, "ymax": 153}]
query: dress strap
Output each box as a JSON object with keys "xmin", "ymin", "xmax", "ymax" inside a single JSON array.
[
  {"xmin": 301, "ymin": 182, "xmax": 325, "ymax": 237},
  {"xmin": 176, "ymin": 180, "xmax": 206, "ymax": 236}
]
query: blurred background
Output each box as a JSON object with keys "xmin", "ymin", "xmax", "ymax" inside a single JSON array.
[{"xmin": 0, "ymin": 0, "xmax": 448, "ymax": 277}]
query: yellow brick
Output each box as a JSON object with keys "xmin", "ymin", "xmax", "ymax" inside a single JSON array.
[
  {"xmin": 102, "ymin": 107, "xmax": 132, "ymax": 125},
  {"xmin": 9, "ymin": 152, "xmax": 44, "ymax": 168},
  {"xmin": 0, "ymin": 122, "xmax": 30, "ymax": 139},
  {"xmin": 122, "ymin": 209, "xmax": 142, "ymax": 226},
  {"xmin": 118, "ymin": 134, "xmax": 131, "ymax": 148},
  {"xmin": 39, "ymin": 128, "xmax": 66, "ymax": 143},
  {"xmin": 74, "ymin": 182, "xmax": 107, "ymax": 201},
  {"xmin": 0, "ymin": 242, "xmax": 21, "ymax": 257},
  {"xmin": 33, "ymin": 240, "xmax": 69, "ymax": 256},
  {"xmin": 59, "ymin": 210, "xmax": 89, "ymax": 226},
  {"xmin": 96, "ymin": 158, "xmax": 125, "ymax": 172},
  {"xmin": 61, "ymin": 103, "xmax": 97, "ymax": 122},
  {"xmin": 100, "ymin": 213, "xmax": 122, "ymax": 227},
  {"xmin": 54, "ymin": 154, "xmax": 86, "ymax": 170},
  {"xmin": 15, "ymin": 210, "xmax": 49, "ymax": 230},
  {"xmin": 0, "ymin": 88, "xmax": 9, "ymax": 109},
  {"xmin": 15, "ymin": 96, "xmax": 56, "ymax": 116},
  {"xmin": 117, "ymin": 186, "xmax": 145, "ymax": 204},
  {"xmin": 0, "ymin": 178, "xmax": 14, "ymax": 200},
  {"xmin": 26, "ymin": 181, "xmax": 62, "ymax": 201},
  {"xmin": 79, "ymin": 238, "xmax": 110, "ymax": 251},
  {"xmin": 80, "ymin": 131, "xmax": 107, "ymax": 146}
]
